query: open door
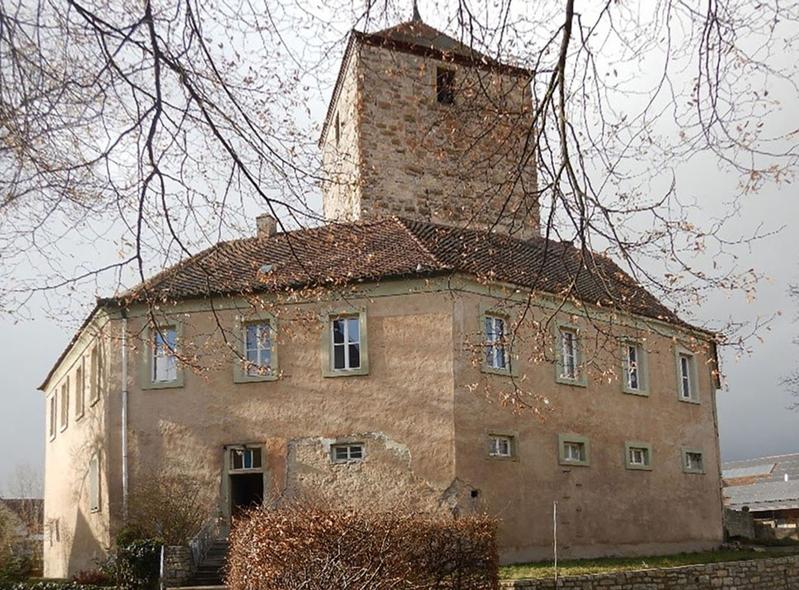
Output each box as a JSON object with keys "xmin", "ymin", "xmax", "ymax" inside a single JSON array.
[{"xmin": 223, "ymin": 445, "xmax": 266, "ymax": 527}]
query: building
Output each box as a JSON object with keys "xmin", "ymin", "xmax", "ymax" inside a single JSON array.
[
  {"xmin": 38, "ymin": 13, "xmax": 724, "ymax": 578},
  {"xmin": 723, "ymin": 453, "xmax": 799, "ymax": 539}
]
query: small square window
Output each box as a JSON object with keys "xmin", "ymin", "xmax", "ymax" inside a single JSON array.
[
  {"xmin": 488, "ymin": 435, "xmax": 514, "ymax": 458},
  {"xmin": 559, "ymin": 434, "xmax": 590, "ymax": 466},
  {"xmin": 230, "ymin": 448, "xmax": 262, "ymax": 471},
  {"xmin": 332, "ymin": 443, "xmax": 364, "ymax": 463},
  {"xmin": 683, "ymin": 449, "xmax": 705, "ymax": 474},
  {"xmin": 436, "ymin": 68, "xmax": 455, "ymax": 105},
  {"xmin": 625, "ymin": 442, "xmax": 652, "ymax": 470}
]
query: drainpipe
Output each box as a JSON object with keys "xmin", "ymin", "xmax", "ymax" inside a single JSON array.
[{"xmin": 121, "ymin": 309, "xmax": 129, "ymax": 522}]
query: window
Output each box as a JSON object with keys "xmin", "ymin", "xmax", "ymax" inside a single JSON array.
[
  {"xmin": 556, "ymin": 325, "xmax": 584, "ymax": 385},
  {"xmin": 558, "ymin": 434, "xmax": 590, "ymax": 466},
  {"xmin": 334, "ymin": 112, "xmax": 340, "ymax": 145},
  {"xmin": 75, "ymin": 361, "xmax": 85, "ymax": 419},
  {"xmin": 230, "ymin": 448, "xmax": 262, "ymax": 471},
  {"xmin": 152, "ymin": 326, "xmax": 177, "ymax": 383},
  {"xmin": 625, "ymin": 442, "xmax": 652, "ymax": 470},
  {"xmin": 59, "ymin": 379, "xmax": 69, "ymax": 431},
  {"xmin": 677, "ymin": 351, "xmax": 698, "ymax": 402},
  {"xmin": 488, "ymin": 434, "xmax": 515, "ymax": 458},
  {"xmin": 323, "ymin": 310, "xmax": 368, "ymax": 377},
  {"xmin": 332, "ymin": 316, "xmax": 360, "ymax": 371},
  {"xmin": 436, "ymin": 68, "xmax": 455, "ymax": 104},
  {"xmin": 484, "ymin": 315, "xmax": 507, "ymax": 370},
  {"xmin": 622, "ymin": 341, "xmax": 648, "ymax": 395},
  {"xmin": 48, "ymin": 396, "xmax": 57, "ymax": 440},
  {"xmin": 683, "ymin": 449, "xmax": 705, "ymax": 474},
  {"xmin": 332, "ymin": 443, "xmax": 364, "ymax": 463},
  {"xmin": 89, "ymin": 346, "xmax": 101, "ymax": 405},
  {"xmin": 244, "ymin": 322, "xmax": 273, "ymax": 376},
  {"xmin": 89, "ymin": 452, "xmax": 100, "ymax": 512}
]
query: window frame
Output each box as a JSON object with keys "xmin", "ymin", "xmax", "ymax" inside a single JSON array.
[
  {"xmin": 480, "ymin": 308, "xmax": 517, "ymax": 376},
  {"xmin": 89, "ymin": 345, "xmax": 102, "ymax": 406},
  {"xmin": 89, "ymin": 451, "xmax": 101, "ymax": 513},
  {"xmin": 435, "ymin": 67, "xmax": 456, "ymax": 105},
  {"xmin": 487, "ymin": 432, "xmax": 518, "ymax": 461},
  {"xmin": 141, "ymin": 322, "xmax": 184, "ymax": 390},
  {"xmin": 228, "ymin": 446, "xmax": 263, "ymax": 473},
  {"xmin": 554, "ymin": 322, "xmax": 586, "ymax": 387},
  {"xmin": 682, "ymin": 448, "xmax": 706, "ymax": 474},
  {"xmin": 331, "ymin": 442, "xmax": 366, "ymax": 463},
  {"xmin": 675, "ymin": 347, "xmax": 700, "ymax": 403},
  {"xmin": 59, "ymin": 378, "xmax": 69, "ymax": 432},
  {"xmin": 48, "ymin": 394, "xmax": 57, "ymax": 441},
  {"xmin": 233, "ymin": 312, "xmax": 279, "ymax": 383},
  {"xmin": 624, "ymin": 441, "xmax": 653, "ymax": 471},
  {"xmin": 621, "ymin": 339, "xmax": 649, "ymax": 396},
  {"xmin": 75, "ymin": 359, "xmax": 86, "ymax": 421},
  {"xmin": 558, "ymin": 433, "xmax": 590, "ymax": 467},
  {"xmin": 321, "ymin": 309, "xmax": 369, "ymax": 377}
]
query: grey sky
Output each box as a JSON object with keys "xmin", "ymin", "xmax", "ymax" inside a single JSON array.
[{"xmin": 1, "ymin": 2, "xmax": 798, "ymax": 493}]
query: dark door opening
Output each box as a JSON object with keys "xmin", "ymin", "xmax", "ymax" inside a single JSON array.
[{"xmin": 230, "ymin": 473, "xmax": 263, "ymax": 517}]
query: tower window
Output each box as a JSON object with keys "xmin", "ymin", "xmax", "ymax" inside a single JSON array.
[{"xmin": 436, "ymin": 68, "xmax": 455, "ymax": 104}]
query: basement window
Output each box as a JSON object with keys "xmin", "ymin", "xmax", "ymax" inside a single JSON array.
[
  {"xmin": 332, "ymin": 443, "xmax": 364, "ymax": 463},
  {"xmin": 436, "ymin": 68, "xmax": 455, "ymax": 105}
]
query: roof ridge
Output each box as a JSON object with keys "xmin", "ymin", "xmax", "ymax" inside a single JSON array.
[{"xmin": 393, "ymin": 217, "xmax": 448, "ymax": 270}]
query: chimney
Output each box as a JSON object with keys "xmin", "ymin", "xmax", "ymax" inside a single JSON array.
[{"xmin": 256, "ymin": 214, "xmax": 277, "ymax": 239}]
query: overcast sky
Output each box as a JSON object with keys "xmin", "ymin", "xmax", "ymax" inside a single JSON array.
[{"xmin": 1, "ymin": 2, "xmax": 798, "ymax": 495}]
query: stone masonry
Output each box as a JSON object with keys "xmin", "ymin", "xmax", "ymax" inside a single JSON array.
[
  {"xmin": 501, "ymin": 554, "xmax": 799, "ymax": 590},
  {"xmin": 321, "ymin": 34, "xmax": 539, "ymax": 239}
]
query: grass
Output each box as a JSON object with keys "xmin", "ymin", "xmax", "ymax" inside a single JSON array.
[{"xmin": 500, "ymin": 547, "xmax": 799, "ymax": 580}]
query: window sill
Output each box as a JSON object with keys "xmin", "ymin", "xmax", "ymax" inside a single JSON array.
[
  {"xmin": 323, "ymin": 367, "xmax": 369, "ymax": 378},
  {"xmin": 49, "ymin": 435, "xmax": 56, "ymax": 443},
  {"xmin": 683, "ymin": 469, "xmax": 705, "ymax": 475},
  {"xmin": 59, "ymin": 425, "xmax": 68, "ymax": 433},
  {"xmin": 678, "ymin": 396, "xmax": 701, "ymax": 405},
  {"xmin": 558, "ymin": 459, "xmax": 590, "ymax": 468},
  {"xmin": 481, "ymin": 365, "xmax": 514, "ymax": 377},
  {"xmin": 331, "ymin": 459, "xmax": 365, "ymax": 465},
  {"xmin": 75, "ymin": 412, "xmax": 85, "ymax": 423},
  {"xmin": 90, "ymin": 508, "xmax": 101, "ymax": 514},
  {"xmin": 89, "ymin": 396, "xmax": 101, "ymax": 407},
  {"xmin": 556, "ymin": 376, "xmax": 587, "ymax": 388},
  {"xmin": 625, "ymin": 464, "xmax": 653, "ymax": 471},
  {"xmin": 142, "ymin": 379, "xmax": 184, "ymax": 390},
  {"xmin": 622, "ymin": 388, "xmax": 649, "ymax": 397},
  {"xmin": 234, "ymin": 373, "xmax": 279, "ymax": 384},
  {"xmin": 487, "ymin": 454, "xmax": 518, "ymax": 462}
]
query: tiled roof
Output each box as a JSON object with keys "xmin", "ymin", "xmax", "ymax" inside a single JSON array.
[
  {"xmin": 367, "ymin": 19, "xmax": 493, "ymax": 63},
  {"xmin": 723, "ymin": 452, "xmax": 799, "ymax": 486},
  {"xmin": 724, "ymin": 480, "xmax": 799, "ymax": 512},
  {"xmin": 118, "ymin": 217, "xmax": 687, "ymax": 328}
]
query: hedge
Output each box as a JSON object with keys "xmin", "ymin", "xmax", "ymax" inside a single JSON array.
[{"xmin": 227, "ymin": 503, "xmax": 499, "ymax": 590}]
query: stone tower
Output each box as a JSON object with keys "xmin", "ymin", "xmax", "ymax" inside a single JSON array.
[{"xmin": 319, "ymin": 14, "xmax": 539, "ymax": 239}]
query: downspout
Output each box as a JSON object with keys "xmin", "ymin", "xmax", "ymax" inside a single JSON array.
[{"xmin": 121, "ymin": 309, "xmax": 129, "ymax": 522}]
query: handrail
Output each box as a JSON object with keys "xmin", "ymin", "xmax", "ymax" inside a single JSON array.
[{"xmin": 189, "ymin": 515, "xmax": 224, "ymax": 567}]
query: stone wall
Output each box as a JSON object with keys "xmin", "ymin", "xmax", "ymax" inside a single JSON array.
[
  {"xmin": 161, "ymin": 545, "xmax": 193, "ymax": 587},
  {"xmin": 724, "ymin": 507, "xmax": 755, "ymax": 539},
  {"xmin": 501, "ymin": 554, "xmax": 799, "ymax": 590}
]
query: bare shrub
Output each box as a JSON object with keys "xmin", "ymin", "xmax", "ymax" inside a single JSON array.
[
  {"xmin": 127, "ymin": 472, "xmax": 213, "ymax": 545},
  {"xmin": 226, "ymin": 502, "xmax": 499, "ymax": 590}
]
